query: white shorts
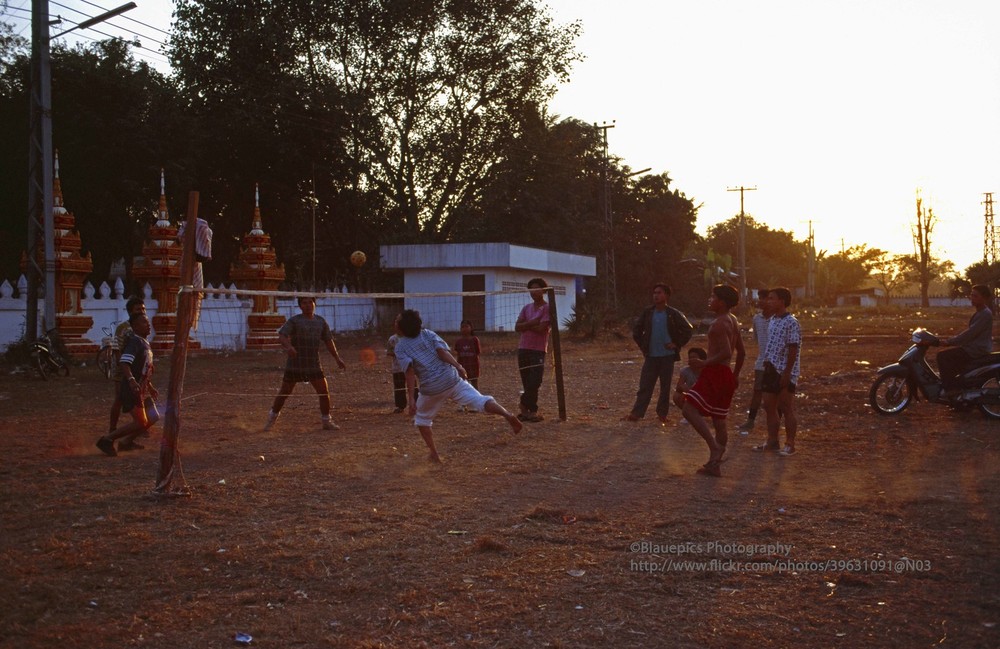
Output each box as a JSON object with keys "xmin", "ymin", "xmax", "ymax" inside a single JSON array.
[{"xmin": 414, "ymin": 380, "xmax": 492, "ymax": 427}]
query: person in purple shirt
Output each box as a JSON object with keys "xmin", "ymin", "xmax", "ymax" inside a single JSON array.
[{"xmin": 514, "ymin": 278, "xmax": 551, "ymax": 422}]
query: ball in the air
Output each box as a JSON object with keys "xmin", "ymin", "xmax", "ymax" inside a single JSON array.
[{"xmin": 350, "ymin": 250, "xmax": 367, "ymax": 267}]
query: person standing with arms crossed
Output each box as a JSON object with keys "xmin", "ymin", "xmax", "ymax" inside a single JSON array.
[
  {"xmin": 624, "ymin": 283, "xmax": 693, "ymax": 424},
  {"xmin": 515, "ymin": 278, "xmax": 550, "ymax": 423},
  {"xmin": 682, "ymin": 284, "xmax": 746, "ymax": 477},
  {"xmin": 264, "ymin": 296, "xmax": 346, "ymax": 431}
]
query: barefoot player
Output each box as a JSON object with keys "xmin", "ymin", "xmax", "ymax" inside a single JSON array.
[
  {"xmin": 682, "ymin": 285, "xmax": 746, "ymax": 477},
  {"xmin": 394, "ymin": 309, "xmax": 521, "ymax": 462}
]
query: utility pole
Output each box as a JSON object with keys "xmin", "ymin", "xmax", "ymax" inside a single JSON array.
[
  {"xmin": 26, "ymin": 0, "xmax": 54, "ymax": 342},
  {"xmin": 806, "ymin": 220, "xmax": 816, "ymax": 299},
  {"xmin": 596, "ymin": 121, "xmax": 616, "ymax": 312},
  {"xmin": 726, "ymin": 185, "xmax": 756, "ymax": 306},
  {"xmin": 26, "ymin": 1, "xmax": 135, "ymax": 341},
  {"xmin": 984, "ymin": 192, "xmax": 996, "ymax": 264}
]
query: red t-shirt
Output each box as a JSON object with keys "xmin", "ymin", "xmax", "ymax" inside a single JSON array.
[{"xmin": 454, "ymin": 335, "xmax": 481, "ymax": 379}]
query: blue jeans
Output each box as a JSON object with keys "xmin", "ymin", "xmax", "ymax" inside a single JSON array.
[
  {"xmin": 518, "ymin": 349, "xmax": 546, "ymax": 413},
  {"xmin": 630, "ymin": 355, "xmax": 676, "ymax": 419}
]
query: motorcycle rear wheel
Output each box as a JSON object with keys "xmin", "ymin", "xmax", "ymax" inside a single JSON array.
[
  {"xmin": 33, "ymin": 349, "xmax": 52, "ymax": 381},
  {"xmin": 869, "ymin": 375, "xmax": 912, "ymax": 415},
  {"xmin": 978, "ymin": 377, "xmax": 1000, "ymax": 420}
]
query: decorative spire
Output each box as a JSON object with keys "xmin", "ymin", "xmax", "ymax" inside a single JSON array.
[
  {"xmin": 156, "ymin": 168, "xmax": 170, "ymax": 226},
  {"xmin": 53, "ymin": 149, "xmax": 66, "ymax": 214},
  {"xmin": 250, "ymin": 182, "xmax": 264, "ymax": 235}
]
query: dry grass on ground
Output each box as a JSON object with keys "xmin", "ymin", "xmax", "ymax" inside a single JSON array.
[{"xmin": 2, "ymin": 307, "xmax": 999, "ymax": 648}]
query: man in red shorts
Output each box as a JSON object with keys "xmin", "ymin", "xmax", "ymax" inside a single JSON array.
[{"xmin": 682, "ymin": 284, "xmax": 746, "ymax": 477}]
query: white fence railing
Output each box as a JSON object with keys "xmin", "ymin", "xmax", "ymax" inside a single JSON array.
[{"xmin": 0, "ymin": 276, "xmax": 376, "ymax": 352}]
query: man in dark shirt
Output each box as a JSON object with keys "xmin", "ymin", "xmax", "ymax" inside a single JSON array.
[{"xmin": 935, "ymin": 284, "xmax": 994, "ymax": 393}]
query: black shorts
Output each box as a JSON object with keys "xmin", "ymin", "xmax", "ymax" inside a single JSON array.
[
  {"xmin": 762, "ymin": 364, "xmax": 796, "ymax": 394},
  {"xmin": 283, "ymin": 369, "xmax": 326, "ymax": 384}
]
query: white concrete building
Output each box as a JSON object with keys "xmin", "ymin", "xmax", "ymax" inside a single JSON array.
[{"xmin": 379, "ymin": 243, "xmax": 596, "ymax": 333}]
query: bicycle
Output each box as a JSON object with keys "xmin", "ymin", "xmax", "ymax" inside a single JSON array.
[
  {"xmin": 96, "ymin": 323, "xmax": 120, "ymax": 380},
  {"xmin": 31, "ymin": 328, "xmax": 70, "ymax": 381}
]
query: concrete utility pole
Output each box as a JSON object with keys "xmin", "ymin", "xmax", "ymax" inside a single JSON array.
[
  {"xmin": 26, "ymin": 0, "xmax": 54, "ymax": 342},
  {"xmin": 726, "ymin": 185, "xmax": 756, "ymax": 305},
  {"xmin": 596, "ymin": 121, "xmax": 615, "ymax": 312},
  {"xmin": 26, "ymin": 1, "xmax": 135, "ymax": 341}
]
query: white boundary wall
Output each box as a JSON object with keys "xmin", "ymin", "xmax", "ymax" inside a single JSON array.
[{"xmin": 0, "ymin": 276, "xmax": 376, "ymax": 351}]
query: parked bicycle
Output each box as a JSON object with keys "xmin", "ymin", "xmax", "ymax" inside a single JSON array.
[
  {"xmin": 96, "ymin": 323, "xmax": 120, "ymax": 379},
  {"xmin": 31, "ymin": 328, "xmax": 70, "ymax": 381}
]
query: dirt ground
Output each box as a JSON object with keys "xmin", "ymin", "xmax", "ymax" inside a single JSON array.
[{"xmin": 1, "ymin": 307, "xmax": 999, "ymax": 648}]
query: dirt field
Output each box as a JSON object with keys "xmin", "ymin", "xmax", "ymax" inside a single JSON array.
[{"xmin": 2, "ymin": 307, "xmax": 999, "ymax": 648}]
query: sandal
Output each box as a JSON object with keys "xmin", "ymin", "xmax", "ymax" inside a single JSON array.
[{"xmin": 752, "ymin": 442, "xmax": 780, "ymax": 452}]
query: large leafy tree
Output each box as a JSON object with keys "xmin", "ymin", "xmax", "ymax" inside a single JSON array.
[
  {"xmin": 168, "ymin": 0, "xmax": 582, "ymax": 257},
  {"xmin": 614, "ymin": 172, "xmax": 699, "ymax": 313},
  {"xmin": 451, "ymin": 113, "xmax": 603, "ymax": 249}
]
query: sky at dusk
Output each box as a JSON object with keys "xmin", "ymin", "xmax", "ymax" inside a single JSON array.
[{"xmin": 7, "ymin": 0, "xmax": 999, "ymax": 271}]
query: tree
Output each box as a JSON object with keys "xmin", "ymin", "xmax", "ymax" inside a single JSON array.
[
  {"xmin": 450, "ymin": 113, "xmax": 604, "ymax": 252},
  {"xmin": 865, "ymin": 249, "xmax": 909, "ymax": 304},
  {"xmin": 906, "ymin": 193, "xmax": 952, "ymax": 306},
  {"xmin": 964, "ymin": 260, "xmax": 1000, "ymax": 290},
  {"xmin": 169, "ymin": 0, "xmax": 583, "ymax": 248},
  {"xmin": 0, "ymin": 37, "xmax": 199, "ymax": 288},
  {"xmin": 613, "ymin": 171, "xmax": 698, "ymax": 313},
  {"xmin": 815, "ymin": 245, "xmax": 877, "ymax": 304},
  {"xmin": 704, "ymin": 216, "xmax": 809, "ymax": 292}
]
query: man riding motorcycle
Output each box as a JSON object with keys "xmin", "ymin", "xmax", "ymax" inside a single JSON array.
[{"xmin": 924, "ymin": 284, "xmax": 994, "ymax": 396}]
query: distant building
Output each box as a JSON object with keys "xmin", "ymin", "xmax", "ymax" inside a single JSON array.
[{"xmin": 379, "ymin": 243, "xmax": 596, "ymax": 332}]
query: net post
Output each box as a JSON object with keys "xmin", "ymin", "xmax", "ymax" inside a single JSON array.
[
  {"xmin": 547, "ymin": 286, "xmax": 567, "ymax": 421},
  {"xmin": 154, "ymin": 190, "xmax": 199, "ymax": 496}
]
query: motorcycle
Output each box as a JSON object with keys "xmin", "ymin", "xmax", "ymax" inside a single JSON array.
[{"xmin": 869, "ymin": 328, "xmax": 1000, "ymax": 419}]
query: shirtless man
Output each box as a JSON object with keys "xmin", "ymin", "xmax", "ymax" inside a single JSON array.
[{"xmin": 682, "ymin": 284, "xmax": 746, "ymax": 477}]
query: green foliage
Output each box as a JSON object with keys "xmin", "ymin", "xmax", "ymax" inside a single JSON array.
[{"xmin": 704, "ymin": 215, "xmax": 808, "ymax": 290}]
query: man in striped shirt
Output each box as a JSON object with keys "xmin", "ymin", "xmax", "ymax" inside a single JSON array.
[{"xmin": 394, "ymin": 309, "xmax": 521, "ymax": 463}]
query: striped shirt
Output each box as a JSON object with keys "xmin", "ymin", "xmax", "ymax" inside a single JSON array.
[{"xmin": 394, "ymin": 329, "xmax": 460, "ymax": 395}]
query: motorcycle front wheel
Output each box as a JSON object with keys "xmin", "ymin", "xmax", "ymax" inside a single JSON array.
[
  {"xmin": 869, "ymin": 375, "xmax": 912, "ymax": 415},
  {"xmin": 978, "ymin": 377, "xmax": 1000, "ymax": 420}
]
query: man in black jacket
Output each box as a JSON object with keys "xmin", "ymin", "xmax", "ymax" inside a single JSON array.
[{"xmin": 624, "ymin": 283, "xmax": 694, "ymax": 424}]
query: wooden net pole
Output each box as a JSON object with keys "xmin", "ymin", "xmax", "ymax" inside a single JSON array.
[
  {"xmin": 153, "ymin": 191, "xmax": 199, "ymax": 496},
  {"xmin": 547, "ymin": 287, "xmax": 567, "ymax": 421}
]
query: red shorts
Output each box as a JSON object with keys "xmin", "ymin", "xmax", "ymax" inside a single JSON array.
[{"xmin": 684, "ymin": 364, "xmax": 736, "ymax": 420}]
